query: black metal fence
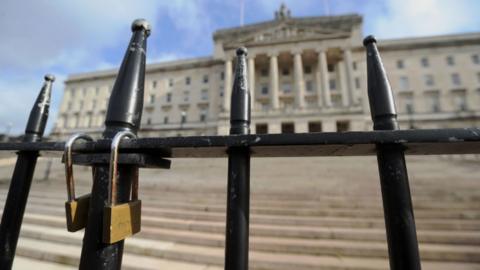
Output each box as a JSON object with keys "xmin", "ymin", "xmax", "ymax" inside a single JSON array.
[{"xmin": 0, "ymin": 19, "xmax": 479, "ymax": 270}]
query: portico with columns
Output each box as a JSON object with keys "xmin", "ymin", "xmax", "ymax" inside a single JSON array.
[{"xmin": 214, "ymin": 3, "xmax": 364, "ymax": 134}]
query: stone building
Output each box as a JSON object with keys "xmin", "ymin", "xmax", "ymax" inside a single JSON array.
[{"xmin": 52, "ymin": 4, "xmax": 480, "ymax": 138}]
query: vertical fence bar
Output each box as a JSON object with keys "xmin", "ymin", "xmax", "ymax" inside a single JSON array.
[
  {"xmin": 364, "ymin": 36, "xmax": 422, "ymax": 270},
  {"xmin": 0, "ymin": 75, "xmax": 55, "ymax": 269},
  {"xmin": 79, "ymin": 19, "xmax": 150, "ymax": 269},
  {"xmin": 224, "ymin": 47, "xmax": 251, "ymax": 270}
]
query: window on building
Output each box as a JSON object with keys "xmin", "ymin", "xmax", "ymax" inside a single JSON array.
[
  {"xmin": 219, "ymin": 86, "xmax": 224, "ymax": 97},
  {"xmin": 426, "ymin": 92, "xmax": 441, "ymax": 112},
  {"xmin": 331, "ymin": 95, "xmax": 342, "ymax": 107},
  {"xmin": 472, "ymin": 54, "xmax": 480, "ymax": 65},
  {"xmin": 424, "ymin": 74, "xmax": 435, "ymax": 87},
  {"xmin": 308, "ymin": 121, "xmax": 322, "ymax": 133},
  {"xmin": 183, "ymin": 91, "xmax": 189, "ymax": 102},
  {"xmin": 451, "ymin": 73, "xmax": 461, "ymax": 86},
  {"xmin": 63, "ymin": 116, "xmax": 68, "ymax": 128},
  {"xmin": 149, "ymin": 94, "xmax": 155, "ymax": 104},
  {"xmin": 453, "ymin": 90, "xmax": 467, "ymax": 111},
  {"xmin": 261, "ymin": 84, "xmax": 269, "ymax": 95},
  {"xmin": 306, "ymin": 99, "xmax": 317, "ymax": 108},
  {"xmin": 261, "ymin": 103, "xmax": 269, "ymax": 111},
  {"xmin": 181, "ymin": 111, "xmax": 187, "ymax": 123},
  {"xmin": 477, "ymin": 72, "xmax": 480, "ymax": 84},
  {"xmin": 282, "ymin": 83, "xmax": 292, "ymax": 93},
  {"xmin": 92, "ymin": 100, "xmax": 97, "ymax": 110},
  {"xmin": 405, "ymin": 100, "xmax": 414, "ymax": 114},
  {"xmin": 200, "ymin": 109, "xmax": 208, "ymax": 122},
  {"xmin": 281, "ymin": 122, "xmax": 295, "ymax": 134},
  {"xmin": 163, "ymin": 116, "xmax": 169, "ymax": 124},
  {"xmin": 352, "ymin": 62, "xmax": 357, "ymax": 70},
  {"xmin": 260, "ymin": 68, "xmax": 268, "ymax": 77},
  {"xmin": 74, "ymin": 114, "xmax": 80, "ymax": 128},
  {"xmin": 166, "ymin": 92, "xmax": 172, "ymax": 102},
  {"xmin": 71, "ymin": 89, "xmax": 76, "ymax": 98},
  {"xmin": 201, "ymin": 89, "xmax": 209, "ymax": 100},
  {"xmin": 203, "ymin": 75, "xmax": 209, "ymax": 83},
  {"xmin": 169, "ymin": 79, "xmax": 174, "ymax": 87},
  {"xmin": 421, "ymin": 57, "xmax": 429, "ymax": 67},
  {"xmin": 185, "ymin": 77, "xmax": 191, "ymax": 85},
  {"xmin": 255, "ymin": 123, "xmax": 268, "ymax": 134},
  {"xmin": 95, "ymin": 87, "xmax": 100, "ymax": 95},
  {"xmin": 152, "ymin": 80, "xmax": 157, "ymax": 88},
  {"xmin": 82, "ymin": 88, "xmax": 87, "ymax": 96},
  {"xmin": 355, "ymin": 77, "xmax": 361, "ymax": 89},
  {"xmin": 336, "ymin": 121, "xmax": 350, "ymax": 132},
  {"xmin": 79, "ymin": 101, "xmax": 84, "ymax": 110},
  {"xmin": 282, "ymin": 68, "xmax": 290, "ymax": 76},
  {"xmin": 305, "ymin": 80, "xmax": 314, "ymax": 92},
  {"xmin": 446, "ymin": 56, "xmax": 455, "ymax": 66},
  {"xmin": 304, "ymin": 65, "xmax": 312, "ymax": 74},
  {"xmin": 327, "ymin": 64, "xmax": 335, "ymax": 72},
  {"xmin": 220, "ymin": 72, "xmax": 225, "ymax": 80},
  {"xmin": 396, "ymin": 60, "xmax": 404, "ymax": 69},
  {"xmin": 329, "ymin": 79, "xmax": 336, "ymax": 90},
  {"xmin": 399, "ymin": 76, "xmax": 409, "ymax": 91},
  {"xmin": 147, "ymin": 118, "xmax": 152, "ymax": 125},
  {"xmin": 67, "ymin": 102, "xmax": 73, "ymax": 110}
]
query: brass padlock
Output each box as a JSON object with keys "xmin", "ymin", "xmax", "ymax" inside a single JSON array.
[
  {"xmin": 64, "ymin": 134, "xmax": 94, "ymax": 232},
  {"xmin": 103, "ymin": 131, "xmax": 141, "ymax": 244}
]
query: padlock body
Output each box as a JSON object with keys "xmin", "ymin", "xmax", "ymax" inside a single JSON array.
[
  {"xmin": 103, "ymin": 200, "xmax": 141, "ymax": 244},
  {"xmin": 65, "ymin": 194, "xmax": 91, "ymax": 232}
]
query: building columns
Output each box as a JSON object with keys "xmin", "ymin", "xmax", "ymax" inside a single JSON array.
[
  {"xmin": 343, "ymin": 49, "xmax": 355, "ymax": 105},
  {"xmin": 223, "ymin": 58, "xmax": 233, "ymax": 111},
  {"xmin": 269, "ymin": 53, "xmax": 280, "ymax": 109},
  {"xmin": 293, "ymin": 50, "xmax": 305, "ymax": 108},
  {"xmin": 317, "ymin": 49, "xmax": 331, "ymax": 107},
  {"xmin": 248, "ymin": 55, "xmax": 256, "ymax": 110},
  {"xmin": 338, "ymin": 61, "xmax": 349, "ymax": 107}
]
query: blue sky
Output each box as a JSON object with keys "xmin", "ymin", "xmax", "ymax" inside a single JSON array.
[{"xmin": 1, "ymin": 0, "xmax": 480, "ymax": 135}]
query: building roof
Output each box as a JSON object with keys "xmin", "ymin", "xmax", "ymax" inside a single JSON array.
[
  {"xmin": 213, "ymin": 14, "xmax": 362, "ymax": 42},
  {"xmin": 66, "ymin": 56, "xmax": 221, "ymax": 83}
]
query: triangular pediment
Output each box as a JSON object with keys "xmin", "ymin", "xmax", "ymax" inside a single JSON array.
[{"xmin": 223, "ymin": 20, "xmax": 351, "ymax": 48}]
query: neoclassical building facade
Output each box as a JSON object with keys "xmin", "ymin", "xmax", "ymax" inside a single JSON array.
[{"xmin": 52, "ymin": 5, "xmax": 480, "ymax": 138}]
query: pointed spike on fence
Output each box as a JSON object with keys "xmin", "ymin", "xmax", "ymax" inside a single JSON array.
[
  {"xmin": 364, "ymin": 35, "xmax": 399, "ymax": 131},
  {"xmin": 104, "ymin": 18, "xmax": 151, "ymax": 136},
  {"xmin": 230, "ymin": 47, "xmax": 251, "ymax": 135},
  {"xmin": 24, "ymin": 74, "xmax": 55, "ymax": 141}
]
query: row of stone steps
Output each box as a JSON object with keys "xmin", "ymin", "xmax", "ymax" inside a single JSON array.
[
  {"xmin": 18, "ymin": 190, "xmax": 480, "ymax": 220},
  {"xmin": 1, "ymin": 166, "xmax": 478, "ymax": 270},
  {"xmin": 9, "ymin": 193, "xmax": 480, "ymax": 232},
  {"xmin": 15, "ymin": 223, "xmax": 480, "ymax": 270}
]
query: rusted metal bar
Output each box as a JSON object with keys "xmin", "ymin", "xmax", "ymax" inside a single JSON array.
[
  {"xmin": 364, "ymin": 35, "xmax": 422, "ymax": 270},
  {"xmin": 0, "ymin": 75, "xmax": 55, "ymax": 269},
  {"xmin": 224, "ymin": 47, "xmax": 251, "ymax": 270},
  {"xmin": 78, "ymin": 19, "xmax": 150, "ymax": 270}
]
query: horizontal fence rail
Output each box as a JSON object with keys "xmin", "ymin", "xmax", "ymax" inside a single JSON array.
[{"xmin": 0, "ymin": 128, "xmax": 479, "ymax": 157}]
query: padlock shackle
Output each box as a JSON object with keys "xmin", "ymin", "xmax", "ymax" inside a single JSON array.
[
  {"xmin": 64, "ymin": 134, "xmax": 94, "ymax": 202},
  {"xmin": 108, "ymin": 131, "xmax": 137, "ymax": 205}
]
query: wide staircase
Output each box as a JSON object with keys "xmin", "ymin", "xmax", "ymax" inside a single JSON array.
[{"xmin": 0, "ymin": 156, "xmax": 479, "ymax": 269}]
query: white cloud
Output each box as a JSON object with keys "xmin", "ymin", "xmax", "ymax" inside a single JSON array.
[
  {"xmin": 0, "ymin": 0, "xmax": 211, "ymax": 135},
  {"xmin": 372, "ymin": 0, "xmax": 480, "ymax": 38}
]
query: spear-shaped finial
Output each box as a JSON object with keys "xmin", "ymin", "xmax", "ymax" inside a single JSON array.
[
  {"xmin": 104, "ymin": 18, "xmax": 151, "ymax": 137},
  {"xmin": 230, "ymin": 47, "xmax": 250, "ymax": 135},
  {"xmin": 24, "ymin": 74, "xmax": 55, "ymax": 142},
  {"xmin": 364, "ymin": 35, "xmax": 398, "ymax": 131}
]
